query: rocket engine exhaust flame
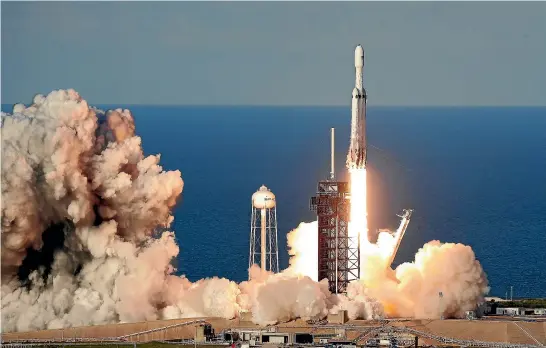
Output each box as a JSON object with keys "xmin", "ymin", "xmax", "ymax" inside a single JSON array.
[
  {"xmin": 0, "ymin": 89, "xmax": 488, "ymax": 332},
  {"xmin": 348, "ymin": 168, "xmax": 368, "ymax": 274}
]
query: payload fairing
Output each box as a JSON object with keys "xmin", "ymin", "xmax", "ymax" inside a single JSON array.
[{"xmin": 346, "ymin": 45, "xmax": 367, "ymax": 169}]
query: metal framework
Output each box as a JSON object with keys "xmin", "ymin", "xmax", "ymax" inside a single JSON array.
[
  {"xmin": 1, "ymin": 320, "xmax": 210, "ymax": 346},
  {"xmin": 310, "ymin": 180, "xmax": 359, "ymax": 294},
  {"xmin": 386, "ymin": 209, "xmax": 413, "ymax": 269},
  {"xmin": 3, "ymin": 318, "xmax": 546, "ymax": 348},
  {"xmin": 359, "ymin": 324, "xmax": 545, "ymax": 348},
  {"xmin": 249, "ymin": 202, "xmax": 279, "ymax": 273}
]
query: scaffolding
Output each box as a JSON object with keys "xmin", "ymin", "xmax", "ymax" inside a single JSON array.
[{"xmin": 310, "ymin": 128, "xmax": 359, "ymax": 294}]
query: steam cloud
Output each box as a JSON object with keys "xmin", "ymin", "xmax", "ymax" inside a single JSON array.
[
  {"xmin": 1, "ymin": 89, "xmax": 488, "ymax": 333},
  {"xmin": 285, "ymin": 223, "xmax": 490, "ymax": 320}
]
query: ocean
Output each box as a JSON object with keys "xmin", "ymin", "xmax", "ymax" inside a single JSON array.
[{"xmin": 3, "ymin": 104, "xmax": 545, "ymax": 299}]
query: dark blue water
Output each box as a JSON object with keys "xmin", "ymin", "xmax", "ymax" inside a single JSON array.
[{"xmin": 3, "ymin": 104, "xmax": 545, "ymax": 298}]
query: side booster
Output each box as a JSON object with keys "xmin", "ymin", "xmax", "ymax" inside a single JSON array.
[{"xmin": 347, "ymin": 45, "xmax": 367, "ymax": 169}]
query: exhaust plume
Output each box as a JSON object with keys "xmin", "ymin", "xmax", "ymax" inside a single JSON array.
[
  {"xmin": 285, "ymin": 221, "xmax": 318, "ymax": 281},
  {"xmin": 285, "ymin": 222, "xmax": 490, "ymax": 320}
]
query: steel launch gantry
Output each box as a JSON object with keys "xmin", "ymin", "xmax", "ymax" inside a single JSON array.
[{"xmin": 310, "ymin": 128, "xmax": 360, "ymax": 294}]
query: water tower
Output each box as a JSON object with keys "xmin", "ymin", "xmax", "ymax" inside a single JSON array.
[{"xmin": 249, "ymin": 185, "xmax": 279, "ymax": 274}]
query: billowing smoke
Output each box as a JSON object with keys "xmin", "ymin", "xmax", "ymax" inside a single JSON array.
[
  {"xmin": 1, "ymin": 89, "xmax": 184, "ymax": 331},
  {"xmin": 238, "ymin": 265, "xmax": 334, "ymax": 326},
  {"xmin": 286, "ymin": 223, "xmax": 490, "ymax": 320},
  {"xmin": 285, "ymin": 221, "xmax": 318, "ymax": 281},
  {"xmin": 0, "ymin": 90, "xmax": 331, "ymax": 332},
  {"xmin": 1, "ymin": 89, "xmax": 488, "ymax": 333}
]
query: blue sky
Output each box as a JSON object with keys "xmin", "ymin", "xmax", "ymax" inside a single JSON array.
[{"xmin": 2, "ymin": 2, "xmax": 545, "ymax": 106}]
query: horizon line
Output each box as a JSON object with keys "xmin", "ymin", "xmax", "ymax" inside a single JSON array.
[{"xmin": 2, "ymin": 102, "xmax": 546, "ymax": 109}]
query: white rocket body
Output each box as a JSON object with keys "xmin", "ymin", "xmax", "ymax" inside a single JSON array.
[{"xmin": 347, "ymin": 45, "xmax": 367, "ymax": 169}]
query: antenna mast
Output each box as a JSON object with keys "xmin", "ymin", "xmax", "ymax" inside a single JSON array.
[{"xmin": 330, "ymin": 128, "xmax": 335, "ymax": 180}]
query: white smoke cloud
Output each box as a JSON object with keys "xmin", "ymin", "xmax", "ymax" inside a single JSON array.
[
  {"xmin": 1, "ymin": 89, "xmax": 488, "ymax": 333},
  {"xmin": 0, "ymin": 89, "xmax": 333, "ymax": 332},
  {"xmin": 1, "ymin": 89, "xmax": 185, "ymax": 332},
  {"xmin": 394, "ymin": 241, "xmax": 490, "ymax": 319},
  {"xmin": 286, "ymin": 222, "xmax": 489, "ymax": 320},
  {"xmin": 285, "ymin": 221, "xmax": 318, "ymax": 281},
  {"xmin": 240, "ymin": 265, "xmax": 335, "ymax": 326},
  {"xmin": 330, "ymin": 282, "xmax": 385, "ymax": 320}
]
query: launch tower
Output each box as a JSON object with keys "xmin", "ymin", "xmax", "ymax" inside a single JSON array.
[
  {"xmin": 310, "ymin": 128, "xmax": 360, "ymax": 293},
  {"xmin": 249, "ymin": 185, "xmax": 279, "ymax": 275}
]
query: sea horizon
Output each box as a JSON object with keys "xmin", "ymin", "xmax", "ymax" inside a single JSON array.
[{"xmin": 3, "ymin": 103, "xmax": 546, "ymax": 110}]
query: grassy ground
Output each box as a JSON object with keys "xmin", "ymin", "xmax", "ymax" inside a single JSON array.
[{"xmin": 496, "ymin": 299, "xmax": 546, "ymax": 308}]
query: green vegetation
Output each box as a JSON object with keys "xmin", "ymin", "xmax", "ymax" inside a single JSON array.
[{"xmin": 494, "ymin": 298, "xmax": 546, "ymax": 308}]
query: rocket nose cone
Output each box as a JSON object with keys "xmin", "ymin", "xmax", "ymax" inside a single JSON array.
[
  {"xmin": 355, "ymin": 45, "xmax": 364, "ymax": 68},
  {"xmin": 355, "ymin": 45, "xmax": 364, "ymax": 56},
  {"xmin": 352, "ymin": 88, "xmax": 360, "ymax": 98}
]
